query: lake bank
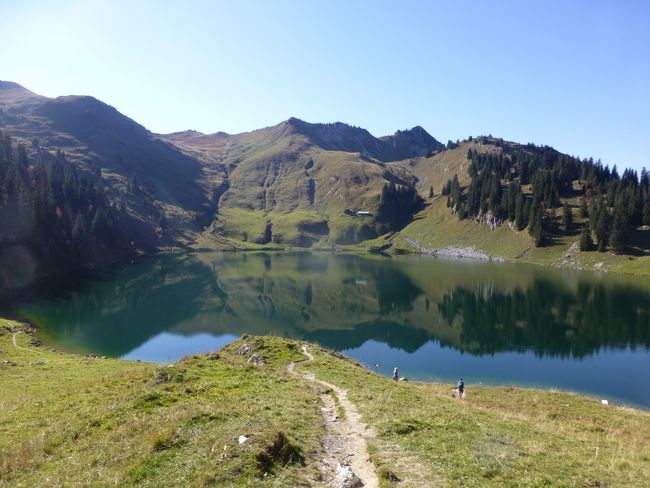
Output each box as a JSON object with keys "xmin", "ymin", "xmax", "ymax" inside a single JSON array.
[
  {"xmin": 10, "ymin": 251, "xmax": 650, "ymax": 408},
  {"xmin": 1, "ymin": 319, "xmax": 649, "ymax": 486}
]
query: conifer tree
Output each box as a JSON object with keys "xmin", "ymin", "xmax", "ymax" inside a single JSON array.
[
  {"xmin": 71, "ymin": 212, "xmax": 86, "ymax": 250},
  {"xmin": 157, "ymin": 208, "xmax": 167, "ymax": 230},
  {"xmin": 579, "ymin": 196, "xmax": 588, "ymax": 218},
  {"xmin": 579, "ymin": 223, "xmax": 593, "ymax": 251},
  {"xmin": 528, "ymin": 205, "xmax": 543, "ymax": 247},
  {"xmin": 514, "ymin": 194, "xmax": 524, "ymax": 230},
  {"xmin": 610, "ymin": 211, "xmax": 626, "ymax": 254},
  {"xmin": 127, "ymin": 173, "xmax": 140, "ymax": 194},
  {"xmin": 595, "ymin": 207, "xmax": 610, "ymax": 252},
  {"xmin": 643, "ymin": 198, "xmax": 650, "ymax": 226}
]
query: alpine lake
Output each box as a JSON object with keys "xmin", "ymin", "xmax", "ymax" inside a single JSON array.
[{"xmin": 10, "ymin": 251, "xmax": 650, "ymax": 408}]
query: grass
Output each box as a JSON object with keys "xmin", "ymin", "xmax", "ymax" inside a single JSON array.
[
  {"xmin": 1, "ymin": 320, "xmax": 649, "ymax": 487},
  {"xmin": 0, "ymin": 322, "xmax": 323, "ymax": 487},
  {"xmin": 397, "ymin": 196, "xmax": 533, "ymax": 259},
  {"xmin": 297, "ymin": 343, "xmax": 650, "ymax": 488},
  {"xmin": 394, "ymin": 196, "xmax": 650, "ymax": 275}
]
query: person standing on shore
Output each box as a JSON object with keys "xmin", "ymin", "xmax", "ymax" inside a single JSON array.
[
  {"xmin": 456, "ymin": 378, "xmax": 465, "ymax": 399},
  {"xmin": 393, "ymin": 367, "xmax": 399, "ymax": 381}
]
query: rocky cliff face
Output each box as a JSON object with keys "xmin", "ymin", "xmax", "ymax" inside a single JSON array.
[
  {"xmin": 285, "ymin": 117, "xmax": 442, "ymax": 162},
  {"xmin": 380, "ymin": 125, "xmax": 444, "ymax": 158}
]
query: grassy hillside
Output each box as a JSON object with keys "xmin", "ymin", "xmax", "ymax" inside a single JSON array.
[
  {"xmin": 180, "ymin": 119, "xmax": 422, "ymax": 247},
  {"xmin": 2, "ymin": 80, "xmax": 648, "ymax": 276},
  {"xmin": 2, "ymin": 319, "xmax": 649, "ymax": 487},
  {"xmin": 0, "ymin": 320, "xmax": 322, "ymax": 487},
  {"xmin": 393, "ymin": 139, "xmax": 650, "ymax": 275}
]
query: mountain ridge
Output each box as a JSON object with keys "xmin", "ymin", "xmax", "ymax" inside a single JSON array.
[{"xmin": 1, "ymin": 80, "xmax": 648, "ymax": 280}]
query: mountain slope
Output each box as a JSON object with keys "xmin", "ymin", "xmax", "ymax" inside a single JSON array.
[
  {"xmin": 391, "ymin": 138, "xmax": 650, "ymax": 274},
  {"xmin": 2, "ymin": 81, "xmax": 648, "ymax": 275},
  {"xmin": 0, "ymin": 81, "xmax": 224, "ymax": 245},
  {"xmin": 163, "ymin": 118, "xmax": 428, "ymax": 246}
]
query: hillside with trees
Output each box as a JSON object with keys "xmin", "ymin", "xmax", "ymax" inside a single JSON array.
[
  {"xmin": 0, "ymin": 130, "xmax": 155, "ymax": 288},
  {"xmin": 440, "ymin": 137, "xmax": 649, "ymax": 254},
  {"xmin": 1, "ymin": 80, "xmax": 649, "ymax": 280}
]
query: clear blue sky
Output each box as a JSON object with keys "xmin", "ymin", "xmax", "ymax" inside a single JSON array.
[{"xmin": 1, "ymin": 0, "xmax": 649, "ymax": 171}]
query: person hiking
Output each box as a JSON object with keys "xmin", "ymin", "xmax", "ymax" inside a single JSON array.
[
  {"xmin": 393, "ymin": 367, "xmax": 399, "ymax": 382},
  {"xmin": 456, "ymin": 378, "xmax": 465, "ymax": 399}
]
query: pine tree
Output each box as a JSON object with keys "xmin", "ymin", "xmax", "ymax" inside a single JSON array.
[
  {"xmin": 71, "ymin": 212, "xmax": 86, "ymax": 248},
  {"xmin": 514, "ymin": 194, "xmax": 524, "ymax": 230},
  {"xmin": 157, "ymin": 208, "xmax": 167, "ymax": 230},
  {"xmin": 579, "ymin": 223, "xmax": 593, "ymax": 251},
  {"xmin": 579, "ymin": 196, "xmax": 588, "ymax": 218},
  {"xmin": 91, "ymin": 208, "xmax": 107, "ymax": 238},
  {"xmin": 610, "ymin": 211, "xmax": 626, "ymax": 254},
  {"xmin": 643, "ymin": 198, "xmax": 650, "ymax": 226},
  {"xmin": 595, "ymin": 207, "xmax": 610, "ymax": 252},
  {"xmin": 528, "ymin": 205, "xmax": 543, "ymax": 247},
  {"xmin": 520, "ymin": 159, "xmax": 530, "ymax": 184},
  {"xmin": 127, "ymin": 174, "xmax": 140, "ymax": 194}
]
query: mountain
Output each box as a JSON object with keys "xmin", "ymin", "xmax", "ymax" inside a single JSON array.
[
  {"xmin": 2, "ymin": 81, "xmax": 648, "ymax": 279},
  {"xmin": 282, "ymin": 117, "xmax": 442, "ymax": 161},
  {"xmin": 0, "ymin": 81, "xmax": 224, "ymax": 243},
  {"xmin": 160, "ymin": 118, "xmax": 427, "ymax": 246},
  {"xmin": 0, "ymin": 82, "xmax": 438, "ymax": 277}
]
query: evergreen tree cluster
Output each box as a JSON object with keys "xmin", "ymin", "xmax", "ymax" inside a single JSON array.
[
  {"xmin": 442, "ymin": 142, "xmax": 650, "ymax": 252},
  {"xmin": 378, "ymin": 182, "xmax": 422, "ymax": 231},
  {"xmin": 0, "ymin": 130, "xmax": 135, "ymax": 274}
]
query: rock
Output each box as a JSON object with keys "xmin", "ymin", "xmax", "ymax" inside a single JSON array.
[
  {"xmin": 238, "ymin": 434, "xmax": 249, "ymax": 445},
  {"xmin": 475, "ymin": 209, "xmax": 504, "ymax": 230},
  {"xmin": 247, "ymin": 353, "xmax": 265, "ymax": 366},
  {"xmin": 29, "ymin": 338, "xmax": 42, "ymax": 347},
  {"xmin": 206, "ymin": 352, "xmax": 220, "ymax": 360},
  {"xmin": 236, "ymin": 343, "xmax": 253, "ymax": 356},
  {"xmin": 401, "ymin": 237, "xmax": 494, "ymax": 261},
  {"xmin": 29, "ymin": 360, "xmax": 45, "ymax": 366},
  {"xmin": 334, "ymin": 462, "xmax": 363, "ymax": 488},
  {"xmin": 1, "ymin": 360, "xmax": 17, "ymax": 366}
]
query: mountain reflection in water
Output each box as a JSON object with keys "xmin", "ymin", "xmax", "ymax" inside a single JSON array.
[{"xmin": 13, "ymin": 251, "xmax": 650, "ymax": 407}]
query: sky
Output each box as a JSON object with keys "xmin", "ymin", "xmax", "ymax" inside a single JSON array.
[{"xmin": 1, "ymin": 0, "xmax": 649, "ymax": 171}]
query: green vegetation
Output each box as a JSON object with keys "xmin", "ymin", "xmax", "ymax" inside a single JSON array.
[
  {"xmin": 0, "ymin": 131, "xmax": 146, "ymax": 284},
  {"xmin": 441, "ymin": 138, "xmax": 650, "ymax": 254},
  {"xmin": 1, "ymin": 81, "xmax": 649, "ymax": 277},
  {"xmin": 302, "ymin": 344, "xmax": 650, "ymax": 487},
  {"xmin": 0, "ymin": 320, "xmax": 322, "ymax": 487},
  {"xmin": 1, "ymin": 319, "xmax": 649, "ymax": 486}
]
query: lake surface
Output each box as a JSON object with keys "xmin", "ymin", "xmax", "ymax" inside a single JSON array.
[{"xmin": 10, "ymin": 251, "xmax": 650, "ymax": 408}]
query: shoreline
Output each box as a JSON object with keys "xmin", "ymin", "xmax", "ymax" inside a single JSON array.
[
  {"xmin": 5, "ymin": 317, "xmax": 645, "ymax": 412},
  {"xmin": 3, "ymin": 320, "xmax": 650, "ymax": 486}
]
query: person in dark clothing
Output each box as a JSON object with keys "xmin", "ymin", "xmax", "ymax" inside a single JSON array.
[{"xmin": 456, "ymin": 378, "xmax": 465, "ymax": 399}]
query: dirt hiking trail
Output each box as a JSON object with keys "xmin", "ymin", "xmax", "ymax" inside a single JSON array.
[{"xmin": 287, "ymin": 345, "xmax": 379, "ymax": 488}]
